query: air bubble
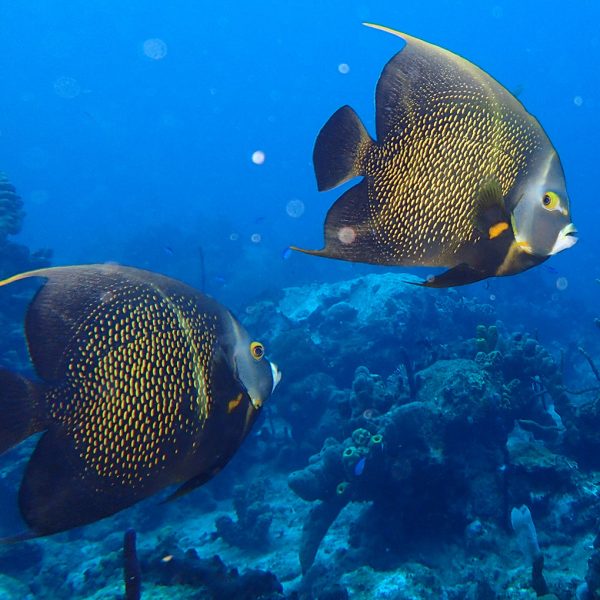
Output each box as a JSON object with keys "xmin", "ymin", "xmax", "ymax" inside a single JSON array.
[
  {"xmin": 143, "ymin": 38, "xmax": 168, "ymax": 60},
  {"xmin": 556, "ymin": 277, "xmax": 568, "ymax": 291},
  {"xmin": 338, "ymin": 63, "xmax": 350, "ymax": 74},
  {"xmin": 251, "ymin": 150, "xmax": 265, "ymax": 165},
  {"xmin": 251, "ymin": 233, "xmax": 262, "ymax": 243},
  {"xmin": 573, "ymin": 96, "xmax": 583, "ymax": 107},
  {"xmin": 286, "ymin": 199, "xmax": 305, "ymax": 218},
  {"xmin": 337, "ymin": 226, "xmax": 356, "ymax": 245}
]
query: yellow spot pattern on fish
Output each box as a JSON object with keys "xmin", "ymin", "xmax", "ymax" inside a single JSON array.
[
  {"xmin": 48, "ymin": 282, "xmax": 219, "ymax": 486},
  {"xmin": 366, "ymin": 84, "xmax": 542, "ymax": 265}
]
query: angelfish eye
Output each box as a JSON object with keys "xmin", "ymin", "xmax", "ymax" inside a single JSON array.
[
  {"xmin": 542, "ymin": 191, "xmax": 559, "ymax": 211},
  {"xmin": 250, "ymin": 341, "xmax": 265, "ymax": 361}
]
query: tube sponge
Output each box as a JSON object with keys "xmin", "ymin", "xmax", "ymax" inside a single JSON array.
[{"xmin": 510, "ymin": 504, "xmax": 540, "ymax": 562}]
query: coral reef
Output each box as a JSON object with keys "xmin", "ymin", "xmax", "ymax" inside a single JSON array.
[
  {"xmin": 215, "ymin": 480, "xmax": 273, "ymax": 551},
  {"xmin": 246, "ymin": 273, "xmax": 600, "ymax": 597},
  {"xmin": 0, "ymin": 173, "xmax": 52, "ymax": 372},
  {"xmin": 0, "ymin": 173, "xmax": 24, "ymax": 240},
  {"xmin": 1, "ymin": 270, "xmax": 599, "ymax": 599},
  {"xmin": 143, "ymin": 548, "xmax": 285, "ymax": 599}
]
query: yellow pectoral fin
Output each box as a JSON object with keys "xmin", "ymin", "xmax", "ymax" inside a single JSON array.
[
  {"xmin": 227, "ymin": 393, "xmax": 243, "ymax": 414},
  {"xmin": 488, "ymin": 222, "xmax": 509, "ymax": 239}
]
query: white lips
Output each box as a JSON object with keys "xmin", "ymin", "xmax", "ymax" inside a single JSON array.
[
  {"xmin": 549, "ymin": 223, "xmax": 578, "ymax": 255},
  {"xmin": 270, "ymin": 362, "xmax": 282, "ymax": 392}
]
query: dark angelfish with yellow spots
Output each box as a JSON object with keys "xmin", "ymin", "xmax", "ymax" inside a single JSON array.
[
  {"xmin": 292, "ymin": 24, "xmax": 577, "ymax": 287},
  {"xmin": 0, "ymin": 264, "xmax": 280, "ymax": 539}
]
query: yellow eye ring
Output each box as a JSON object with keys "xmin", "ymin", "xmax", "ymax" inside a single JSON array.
[
  {"xmin": 542, "ymin": 191, "xmax": 560, "ymax": 211},
  {"xmin": 250, "ymin": 342, "xmax": 265, "ymax": 361}
]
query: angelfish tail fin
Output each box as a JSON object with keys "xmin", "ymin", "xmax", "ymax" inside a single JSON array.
[
  {"xmin": 313, "ymin": 105, "xmax": 374, "ymax": 191},
  {"xmin": 0, "ymin": 369, "xmax": 47, "ymax": 455}
]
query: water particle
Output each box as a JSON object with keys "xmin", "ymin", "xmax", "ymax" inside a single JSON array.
[
  {"xmin": 29, "ymin": 190, "xmax": 49, "ymax": 206},
  {"xmin": 143, "ymin": 38, "xmax": 168, "ymax": 60},
  {"xmin": 338, "ymin": 63, "xmax": 350, "ymax": 74},
  {"xmin": 100, "ymin": 290, "xmax": 115, "ymax": 303},
  {"xmin": 21, "ymin": 147, "xmax": 49, "ymax": 169},
  {"xmin": 491, "ymin": 5, "xmax": 503, "ymax": 18},
  {"xmin": 286, "ymin": 199, "xmax": 305, "ymax": 218},
  {"xmin": 251, "ymin": 150, "xmax": 266, "ymax": 165},
  {"xmin": 574, "ymin": 96, "xmax": 583, "ymax": 107},
  {"xmin": 251, "ymin": 233, "xmax": 262, "ymax": 243},
  {"xmin": 229, "ymin": 233, "xmax": 239, "ymax": 241},
  {"xmin": 53, "ymin": 76, "xmax": 81, "ymax": 99},
  {"xmin": 556, "ymin": 277, "xmax": 568, "ymax": 291},
  {"xmin": 489, "ymin": 294, "xmax": 496, "ymax": 301},
  {"xmin": 337, "ymin": 226, "xmax": 356, "ymax": 245}
]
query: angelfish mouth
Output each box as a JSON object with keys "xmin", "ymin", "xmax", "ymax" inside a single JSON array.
[
  {"xmin": 246, "ymin": 363, "xmax": 281, "ymax": 409},
  {"xmin": 549, "ymin": 223, "xmax": 578, "ymax": 255},
  {"xmin": 270, "ymin": 362, "xmax": 282, "ymax": 392}
]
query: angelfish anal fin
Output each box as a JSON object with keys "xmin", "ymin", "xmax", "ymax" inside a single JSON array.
[
  {"xmin": 419, "ymin": 264, "xmax": 490, "ymax": 288},
  {"xmin": 162, "ymin": 470, "xmax": 217, "ymax": 503}
]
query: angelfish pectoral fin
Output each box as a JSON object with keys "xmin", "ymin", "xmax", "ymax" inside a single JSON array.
[
  {"xmin": 473, "ymin": 178, "xmax": 510, "ymax": 238},
  {"xmin": 488, "ymin": 222, "xmax": 510, "ymax": 239},
  {"xmin": 419, "ymin": 264, "xmax": 490, "ymax": 288}
]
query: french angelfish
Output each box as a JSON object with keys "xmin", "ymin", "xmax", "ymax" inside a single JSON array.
[
  {"xmin": 0, "ymin": 264, "xmax": 280, "ymax": 538},
  {"xmin": 292, "ymin": 24, "xmax": 577, "ymax": 287}
]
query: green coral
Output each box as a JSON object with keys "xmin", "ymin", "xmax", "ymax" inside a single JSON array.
[
  {"xmin": 369, "ymin": 434, "xmax": 383, "ymax": 447},
  {"xmin": 475, "ymin": 324, "xmax": 498, "ymax": 354},
  {"xmin": 352, "ymin": 428, "xmax": 371, "ymax": 447},
  {"xmin": 336, "ymin": 481, "xmax": 350, "ymax": 496},
  {"xmin": 342, "ymin": 445, "xmax": 364, "ymax": 474},
  {"xmin": 342, "ymin": 429, "xmax": 384, "ymax": 478}
]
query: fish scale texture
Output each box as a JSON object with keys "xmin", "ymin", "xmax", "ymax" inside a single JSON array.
[
  {"xmin": 46, "ymin": 283, "xmax": 219, "ymax": 487},
  {"xmin": 368, "ymin": 74, "xmax": 543, "ymax": 265}
]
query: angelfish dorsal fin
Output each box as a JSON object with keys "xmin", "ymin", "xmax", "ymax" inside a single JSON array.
[
  {"xmin": 473, "ymin": 178, "xmax": 510, "ymax": 239},
  {"xmin": 313, "ymin": 105, "xmax": 374, "ymax": 191},
  {"xmin": 0, "ymin": 264, "xmax": 211, "ymax": 383}
]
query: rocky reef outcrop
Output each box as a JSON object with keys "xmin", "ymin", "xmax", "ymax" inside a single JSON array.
[
  {"xmin": 0, "ymin": 172, "xmax": 52, "ymax": 371},
  {"xmin": 1, "ymin": 255, "xmax": 599, "ymax": 598},
  {"xmin": 240, "ymin": 272, "xmax": 600, "ymax": 598}
]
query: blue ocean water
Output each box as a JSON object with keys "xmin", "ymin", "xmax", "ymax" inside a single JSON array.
[{"xmin": 0, "ymin": 1, "xmax": 598, "ymax": 598}]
